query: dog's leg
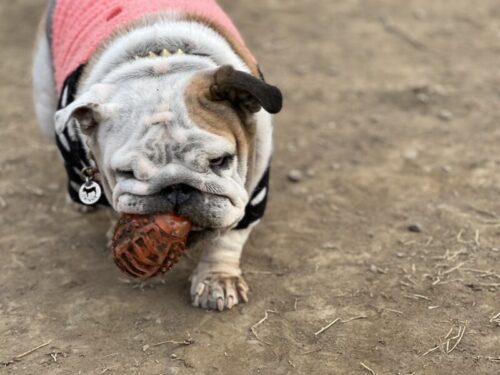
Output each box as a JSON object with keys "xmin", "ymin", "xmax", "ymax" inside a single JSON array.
[{"xmin": 190, "ymin": 226, "xmax": 254, "ymax": 311}]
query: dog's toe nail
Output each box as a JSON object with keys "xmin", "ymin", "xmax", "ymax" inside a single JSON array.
[
  {"xmin": 198, "ymin": 289, "xmax": 209, "ymax": 309},
  {"xmin": 195, "ymin": 282, "xmax": 205, "ymax": 296},
  {"xmin": 226, "ymin": 295, "xmax": 235, "ymax": 309},
  {"xmin": 236, "ymin": 280, "xmax": 249, "ymax": 299},
  {"xmin": 239, "ymin": 288, "xmax": 249, "ymax": 303},
  {"xmin": 216, "ymin": 298, "xmax": 224, "ymax": 311},
  {"xmin": 190, "ymin": 275, "xmax": 249, "ymax": 310}
]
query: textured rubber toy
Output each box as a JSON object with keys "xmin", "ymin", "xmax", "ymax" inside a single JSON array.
[{"xmin": 112, "ymin": 213, "xmax": 192, "ymax": 279}]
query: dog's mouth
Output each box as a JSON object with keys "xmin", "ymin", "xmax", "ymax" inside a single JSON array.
[
  {"xmin": 107, "ymin": 172, "xmax": 248, "ymax": 230},
  {"xmin": 113, "ymin": 191, "xmax": 243, "ymax": 230}
]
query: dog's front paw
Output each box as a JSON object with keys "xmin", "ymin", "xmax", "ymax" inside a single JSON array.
[{"xmin": 190, "ymin": 271, "xmax": 249, "ymax": 311}]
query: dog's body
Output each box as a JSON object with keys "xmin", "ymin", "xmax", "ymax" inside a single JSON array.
[{"xmin": 33, "ymin": 0, "xmax": 282, "ymax": 311}]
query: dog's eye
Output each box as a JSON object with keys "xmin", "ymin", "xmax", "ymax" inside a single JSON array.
[{"xmin": 209, "ymin": 154, "xmax": 234, "ymax": 169}]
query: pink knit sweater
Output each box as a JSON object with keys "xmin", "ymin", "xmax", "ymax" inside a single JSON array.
[{"xmin": 52, "ymin": 0, "xmax": 252, "ymax": 94}]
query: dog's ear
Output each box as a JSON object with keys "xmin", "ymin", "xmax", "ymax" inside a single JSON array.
[
  {"xmin": 54, "ymin": 84, "xmax": 115, "ymax": 135},
  {"xmin": 209, "ymin": 65, "xmax": 283, "ymax": 114},
  {"xmin": 55, "ymin": 100, "xmax": 103, "ymax": 136}
]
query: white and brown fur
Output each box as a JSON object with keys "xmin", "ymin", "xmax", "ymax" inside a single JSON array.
[{"xmin": 32, "ymin": 6, "xmax": 282, "ymax": 310}]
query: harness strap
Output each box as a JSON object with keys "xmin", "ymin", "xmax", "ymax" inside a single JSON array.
[{"xmin": 56, "ymin": 65, "xmax": 111, "ymax": 207}]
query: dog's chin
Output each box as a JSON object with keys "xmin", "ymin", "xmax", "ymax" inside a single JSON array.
[{"xmin": 114, "ymin": 192, "xmax": 244, "ymax": 231}]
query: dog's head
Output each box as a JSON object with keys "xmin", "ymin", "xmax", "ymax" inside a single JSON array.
[{"xmin": 55, "ymin": 60, "xmax": 282, "ymax": 230}]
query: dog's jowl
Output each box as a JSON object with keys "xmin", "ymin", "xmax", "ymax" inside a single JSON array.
[{"xmin": 32, "ymin": 0, "xmax": 282, "ymax": 310}]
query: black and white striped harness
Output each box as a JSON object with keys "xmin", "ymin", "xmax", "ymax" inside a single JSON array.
[{"xmin": 56, "ymin": 66, "xmax": 270, "ymax": 230}]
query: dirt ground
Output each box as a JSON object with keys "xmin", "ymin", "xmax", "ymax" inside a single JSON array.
[{"xmin": 1, "ymin": 0, "xmax": 500, "ymax": 374}]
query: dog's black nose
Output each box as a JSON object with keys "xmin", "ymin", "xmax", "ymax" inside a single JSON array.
[{"xmin": 163, "ymin": 184, "xmax": 194, "ymax": 207}]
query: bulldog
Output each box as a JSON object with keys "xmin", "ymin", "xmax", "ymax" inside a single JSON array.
[{"xmin": 32, "ymin": 0, "xmax": 282, "ymax": 311}]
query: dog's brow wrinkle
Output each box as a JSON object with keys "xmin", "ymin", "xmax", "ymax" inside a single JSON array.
[
  {"xmin": 157, "ymin": 100, "xmax": 170, "ymax": 112},
  {"xmin": 149, "ymin": 111, "xmax": 173, "ymax": 125},
  {"xmin": 180, "ymin": 142, "xmax": 202, "ymax": 154},
  {"xmin": 170, "ymin": 143, "xmax": 181, "ymax": 157},
  {"xmin": 143, "ymin": 138, "xmax": 158, "ymax": 163},
  {"xmin": 151, "ymin": 142, "xmax": 161, "ymax": 165},
  {"xmin": 144, "ymin": 137, "xmax": 154, "ymax": 151},
  {"xmin": 165, "ymin": 144, "xmax": 173, "ymax": 164}
]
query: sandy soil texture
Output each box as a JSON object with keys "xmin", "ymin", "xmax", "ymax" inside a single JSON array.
[{"xmin": 1, "ymin": 0, "xmax": 500, "ymax": 374}]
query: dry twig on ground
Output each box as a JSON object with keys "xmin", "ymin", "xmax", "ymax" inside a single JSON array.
[
  {"xmin": 378, "ymin": 16, "xmax": 427, "ymax": 51},
  {"xmin": 1, "ymin": 340, "xmax": 52, "ymax": 366},
  {"xmin": 151, "ymin": 339, "xmax": 194, "ymax": 347},
  {"xmin": 404, "ymin": 294, "xmax": 430, "ymax": 301},
  {"xmin": 360, "ymin": 361, "xmax": 377, "ymax": 374},
  {"xmin": 250, "ymin": 310, "xmax": 278, "ymax": 345},
  {"xmin": 489, "ymin": 312, "xmax": 500, "ymax": 326},
  {"xmin": 421, "ymin": 322, "xmax": 468, "ymax": 357},
  {"xmin": 314, "ymin": 315, "xmax": 367, "ymax": 336},
  {"xmin": 314, "ymin": 318, "xmax": 340, "ymax": 336},
  {"xmin": 378, "ymin": 307, "xmax": 404, "ymax": 315}
]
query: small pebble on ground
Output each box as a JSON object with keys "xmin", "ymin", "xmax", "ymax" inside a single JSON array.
[
  {"xmin": 287, "ymin": 169, "xmax": 303, "ymax": 182},
  {"xmin": 438, "ymin": 110, "xmax": 453, "ymax": 121},
  {"xmin": 407, "ymin": 224, "xmax": 422, "ymax": 233}
]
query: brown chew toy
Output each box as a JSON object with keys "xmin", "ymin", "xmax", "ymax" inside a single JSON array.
[{"xmin": 112, "ymin": 213, "xmax": 192, "ymax": 279}]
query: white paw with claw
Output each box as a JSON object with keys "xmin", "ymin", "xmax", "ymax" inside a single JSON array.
[{"xmin": 190, "ymin": 270, "xmax": 249, "ymax": 311}]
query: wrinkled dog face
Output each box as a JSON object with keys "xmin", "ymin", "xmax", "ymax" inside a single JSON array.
[{"xmin": 56, "ymin": 58, "xmax": 282, "ymax": 230}]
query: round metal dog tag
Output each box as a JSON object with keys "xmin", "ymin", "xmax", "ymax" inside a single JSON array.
[{"xmin": 79, "ymin": 180, "xmax": 102, "ymax": 205}]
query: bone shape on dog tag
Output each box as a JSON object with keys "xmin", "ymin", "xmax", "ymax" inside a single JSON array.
[{"xmin": 79, "ymin": 179, "xmax": 102, "ymax": 205}]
